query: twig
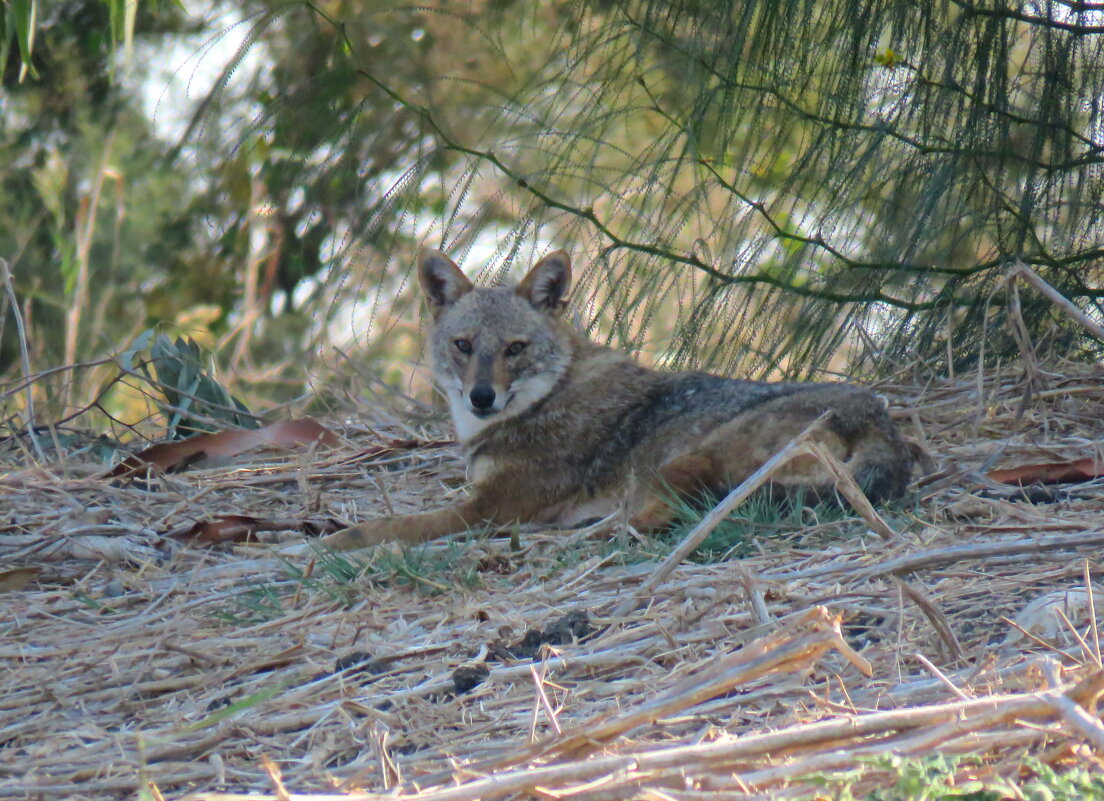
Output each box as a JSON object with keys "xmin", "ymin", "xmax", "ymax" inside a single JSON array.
[
  {"xmin": 806, "ymin": 440, "xmax": 897, "ymax": 541},
  {"xmin": 1053, "ymin": 606, "xmax": 1102, "ymax": 669},
  {"xmin": 0, "ymin": 258, "xmax": 46, "ymax": 461},
  {"xmin": 1044, "ymin": 693, "xmax": 1104, "ymax": 751},
  {"xmin": 737, "ymin": 566, "xmax": 771, "ymax": 626},
  {"xmin": 762, "ymin": 529, "xmax": 1104, "ymax": 582},
  {"xmin": 1000, "ymin": 616, "xmax": 1083, "ymax": 663},
  {"xmin": 894, "ymin": 577, "xmax": 965, "ymax": 663},
  {"xmin": 1008, "ymin": 261, "xmax": 1104, "ymax": 342},
  {"xmin": 259, "ymin": 754, "xmax": 290, "ymax": 801},
  {"xmin": 0, "ymin": 357, "xmax": 114, "ymax": 399},
  {"xmin": 537, "ymin": 608, "xmax": 845, "ymax": 759},
  {"xmin": 611, "ymin": 416, "xmax": 829, "ymax": 616},
  {"xmin": 1006, "ymin": 274, "xmax": 1043, "ymax": 395},
  {"xmin": 912, "ymin": 652, "xmax": 972, "ymax": 701},
  {"xmin": 1086, "ymin": 559, "xmax": 1101, "ymax": 666},
  {"xmin": 529, "ymin": 663, "xmax": 562, "ymax": 736},
  {"xmin": 186, "ymin": 672, "xmax": 1104, "ymax": 801}
]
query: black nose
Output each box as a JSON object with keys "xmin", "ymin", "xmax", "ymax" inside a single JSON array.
[{"xmin": 469, "ymin": 385, "xmax": 496, "ymax": 411}]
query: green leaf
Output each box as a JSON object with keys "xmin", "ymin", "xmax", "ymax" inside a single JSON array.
[
  {"xmin": 134, "ymin": 332, "xmax": 259, "ymax": 436},
  {"xmin": 119, "ymin": 328, "xmax": 156, "ymax": 370},
  {"xmin": 0, "ymin": 7, "xmax": 11, "ymax": 80},
  {"xmin": 185, "ymin": 676, "xmax": 298, "ymax": 731},
  {"xmin": 107, "ymin": 0, "xmax": 122, "ymax": 46},
  {"xmin": 9, "ymin": 0, "xmax": 38, "ymax": 81}
]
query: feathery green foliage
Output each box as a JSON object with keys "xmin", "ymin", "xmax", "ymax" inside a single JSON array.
[
  {"xmin": 2, "ymin": 1, "xmax": 1103, "ymax": 433},
  {"xmin": 372, "ymin": 0, "xmax": 1104, "ymax": 376},
  {"xmin": 216, "ymin": 0, "xmax": 1104, "ymax": 379}
]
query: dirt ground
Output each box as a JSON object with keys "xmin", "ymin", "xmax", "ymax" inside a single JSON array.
[{"xmin": 2, "ymin": 360, "xmax": 1104, "ymax": 800}]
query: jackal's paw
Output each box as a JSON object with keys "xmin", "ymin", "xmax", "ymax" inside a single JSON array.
[
  {"xmin": 323, "ymin": 520, "xmax": 393, "ymax": 551},
  {"xmin": 278, "ymin": 520, "xmax": 391, "ymax": 557}
]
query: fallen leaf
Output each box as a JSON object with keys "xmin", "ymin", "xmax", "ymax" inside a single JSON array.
[
  {"xmin": 179, "ymin": 515, "xmax": 263, "ymax": 545},
  {"xmin": 0, "ymin": 567, "xmax": 39, "ymax": 592},
  {"xmin": 987, "ymin": 457, "xmax": 1104, "ymax": 486},
  {"xmin": 108, "ymin": 418, "xmax": 339, "ymax": 478}
]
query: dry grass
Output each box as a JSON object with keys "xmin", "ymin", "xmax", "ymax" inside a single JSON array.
[{"xmin": 2, "ymin": 359, "xmax": 1104, "ymax": 800}]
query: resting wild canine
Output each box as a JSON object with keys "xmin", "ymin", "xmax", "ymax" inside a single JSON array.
[{"xmin": 316, "ymin": 249, "xmax": 912, "ymax": 551}]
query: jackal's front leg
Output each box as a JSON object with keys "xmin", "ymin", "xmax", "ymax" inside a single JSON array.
[
  {"xmin": 310, "ymin": 484, "xmax": 544, "ymax": 551},
  {"xmin": 316, "ymin": 501, "xmax": 486, "ymax": 551}
]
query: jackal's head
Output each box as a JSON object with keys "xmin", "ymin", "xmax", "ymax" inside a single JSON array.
[{"xmin": 418, "ymin": 249, "xmax": 574, "ymax": 439}]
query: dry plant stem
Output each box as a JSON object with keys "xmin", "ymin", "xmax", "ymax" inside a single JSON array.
[
  {"xmin": 538, "ymin": 608, "xmax": 843, "ymax": 759},
  {"xmin": 187, "ymin": 672, "xmax": 1104, "ymax": 801},
  {"xmin": 0, "ymin": 257, "xmax": 46, "ymax": 461},
  {"xmin": 1086, "ymin": 559, "xmax": 1102, "ymax": 666},
  {"xmin": 728, "ymin": 708, "xmax": 1047, "ymax": 792},
  {"xmin": 763, "ymin": 528, "xmax": 1104, "ymax": 582},
  {"xmin": 893, "ymin": 577, "xmax": 965, "ymax": 662},
  {"xmin": 612, "ymin": 416, "xmax": 830, "ymax": 616},
  {"xmin": 0, "ymin": 356, "xmax": 113, "ymax": 398},
  {"xmin": 1006, "ymin": 277, "xmax": 1043, "ymax": 392},
  {"xmin": 406, "ymin": 607, "xmax": 870, "ymax": 789},
  {"xmin": 1009, "ymin": 261, "xmax": 1104, "ymax": 342},
  {"xmin": 530, "ymin": 663, "xmax": 562, "ymax": 736},
  {"xmin": 1051, "ymin": 605, "xmax": 1100, "ymax": 667},
  {"xmin": 1000, "ymin": 617, "xmax": 1082, "ymax": 664},
  {"xmin": 912, "ymin": 652, "xmax": 971, "ymax": 700},
  {"xmin": 259, "ymin": 755, "xmax": 290, "ymax": 801},
  {"xmin": 7, "ymin": 363, "xmax": 1104, "ymax": 800},
  {"xmin": 737, "ymin": 566, "xmax": 771, "ymax": 626},
  {"xmin": 1044, "ymin": 694, "xmax": 1104, "ymax": 751},
  {"xmin": 806, "ymin": 440, "xmax": 897, "ymax": 541},
  {"xmin": 65, "ymin": 131, "xmax": 115, "ymax": 407},
  {"xmin": 228, "ymin": 175, "xmax": 266, "ymax": 371}
]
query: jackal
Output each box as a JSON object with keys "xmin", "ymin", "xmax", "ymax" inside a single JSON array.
[{"xmin": 317, "ymin": 249, "xmax": 912, "ymax": 550}]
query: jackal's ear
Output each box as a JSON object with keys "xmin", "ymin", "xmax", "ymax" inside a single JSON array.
[
  {"xmin": 516, "ymin": 250, "xmax": 571, "ymax": 312},
  {"xmin": 418, "ymin": 249, "xmax": 473, "ymax": 316}
]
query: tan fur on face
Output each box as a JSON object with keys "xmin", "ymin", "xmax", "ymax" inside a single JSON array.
[{"xmin": 313, "ymin": 249, "xmax": 914, "ymax": 551}]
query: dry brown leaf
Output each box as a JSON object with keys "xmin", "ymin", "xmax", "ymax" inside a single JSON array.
[
  {"xmin": 108, "ymin": 418, "xmax": 340, "ymax": 478},
  {"xmin": 178, "ymin": 515, "xmax": 264, "ymax": 546},
  {"xmin": 0, "ymin": 566, "xmax": 39, "ymax": 592},
  {"xmin": 988, "ymin": 457, "xmax": 1104, "ymax": 486}
]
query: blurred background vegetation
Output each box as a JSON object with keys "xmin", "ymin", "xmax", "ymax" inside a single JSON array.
[{"xmin": 1, "ymin": 0, "xmax": 1102, "ymax": 443}]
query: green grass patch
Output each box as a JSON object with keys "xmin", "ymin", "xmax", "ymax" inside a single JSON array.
[
  {"xmin": 807, "ymin": 755, "xmax": 1104, "ymax": 801},
  {"xmin": 654, "ymin": 486, "xmax": 860, "ymax": 562},
  {"xmin": 212, "ymin": 538, "xmax": 487, "ymax": 625}
]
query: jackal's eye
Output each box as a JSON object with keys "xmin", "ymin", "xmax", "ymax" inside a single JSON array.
[
  {"xmin": 454, "ymin": 339, "xmax": 472, "ymax": 354},
  {"xmin": 505, "ymin": 341, "xmax": 528, "ymax": 357}
]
